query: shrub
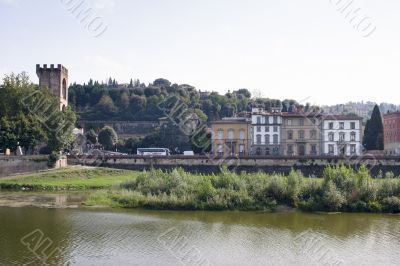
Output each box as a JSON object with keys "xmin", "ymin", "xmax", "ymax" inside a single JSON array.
[
  {"xmin": 322, "ymin": 181, "xmax": 345, "ymax": 211},
  {"xmin": 47, "ymin": 152, "xmax": 60, "ymax": 167},
  {"xmin": 382, "ymin": 197, "xmax": 400, "ymax": 213}
]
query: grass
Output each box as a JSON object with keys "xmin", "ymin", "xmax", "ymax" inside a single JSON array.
[{"xmin": 0, "ymin": 167, "xmax": 135, "ymax": 190}]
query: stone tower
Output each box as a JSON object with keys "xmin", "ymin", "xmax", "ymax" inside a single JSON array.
[{"xmin": 36, "ymin": 64, "xmax": 68, "ymax": 111}]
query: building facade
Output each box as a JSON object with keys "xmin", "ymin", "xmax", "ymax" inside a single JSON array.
[
  {"xmin": 282, "ymin": 113, "xmax": 322, "ymax": 156},
  {"xmin": 383, "ymin": 112, "xmax": 400, "ymax": 155},
  {"xmin": 321, "ymin": 116, "xmax": 363, "ymax": 156},
  {"xmin": 250, "ymin": 108, "xmax": 282, "ymax": 156},
  {"xmin": 211, "ymin": 118, "xmax": 251, "ymax": 156}
]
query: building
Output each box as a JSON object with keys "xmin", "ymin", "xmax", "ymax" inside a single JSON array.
[
  {"xmin": 321, "ymin": 115, "xmax": 363, "ymax": 156},
  {"xmin": 211, "ymin": 117, "xmax": 251, "ymax": 156},
  {"xmin": 383, "ymin": 112, "xmax": 400, "ymax": 155},
  {"xmin": 282, "ymin": 113, "xmax": 322, "ymax": 156},
  {"xmin": 250, "ymin": 107, "xmax": 282, "ymax": 156},
  {"xmin": 36, "ymin": 64, "xmax": 68, "ymax": 111}
]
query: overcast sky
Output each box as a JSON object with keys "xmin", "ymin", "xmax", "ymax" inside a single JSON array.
[{"xmin": 0, "ymin": 0, "xmax": 399, "ymax": 105}]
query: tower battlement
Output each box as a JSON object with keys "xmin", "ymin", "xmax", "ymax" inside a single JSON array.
[{"xmin": 36, "ymin": 64, "xmax": 69, "ymax": 111}]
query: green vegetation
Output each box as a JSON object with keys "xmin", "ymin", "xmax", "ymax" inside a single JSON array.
[
  {"xmin": 0, "ymin": 168, "xmax": 134, "ymax": 190},
  {"xmin": 363, "ymin": 104, "xmax": 384, "ymax": 150},
  {"xmin": 0, "ymin": 73, "xmax": 76, "ymax": 154},
  {"xmin": 69, "ymin": 78, "xmax": 320, "ymax": 122},
  {"xmin": 2, "ymin": 165, "xmax": 400, "ymax": 213}
]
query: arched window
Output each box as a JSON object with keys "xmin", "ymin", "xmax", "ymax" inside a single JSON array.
[
  {"xmin": 217, "ymin": 129, "xmax": 224, "ymax": 140},
  {"xmin": 256, "ymin": 134, "xmax": 261, "ymax": 144},
  {"xmin": 62, "ymin": 78, "xmax": 67, "ymax": 100},
  {"xmin": 265, "ymin": 134, "xmax": 270, "ymax": 145},
  {"xmin": 350, "ymin": 132, "xmax": 356, "ymax": 141},
  {"xmin": 228, "ymin": 129, "xmax": 234, "ymax": 140},
  {"xmin": 273, "ymin": 134, "xmax": 278, "ymax": 144},
  {"xmin": 328, "ymin": 132, "xmax": 334, "ymax": 141},
  {"xmin": 239, "ymin": 129, "xmax": 245, "ymax": 140}
]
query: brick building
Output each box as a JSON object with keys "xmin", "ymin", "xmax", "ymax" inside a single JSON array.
[{"xmin": 383, "ymin": 112, "xmax": 400, "ymax": 155}]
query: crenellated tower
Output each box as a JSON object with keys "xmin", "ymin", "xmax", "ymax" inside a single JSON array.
[{"xmin": 36, "ymin": 64, "xmax": 68, "ymax": 111}]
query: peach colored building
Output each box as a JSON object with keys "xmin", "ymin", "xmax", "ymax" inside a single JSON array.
[{"xmin": 211, "ymin": 118, "xmax": 251, "ymax": 156}]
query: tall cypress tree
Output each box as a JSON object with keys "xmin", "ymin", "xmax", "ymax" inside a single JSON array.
[{"xmin": 363, "ymin": 105, "xmax": 384, "ymax": 150}]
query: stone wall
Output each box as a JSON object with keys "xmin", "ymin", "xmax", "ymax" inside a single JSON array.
[
  {"xmin": 77, "ymin": 120, "xmax": 158, "ymax": 138},
  {"xmin": 0, "ymin": 156, "xmax": 67, "ymax": 177},
  {"xmin": 68, "ymin": 155, "xmax": 400, "ymax": 177}
]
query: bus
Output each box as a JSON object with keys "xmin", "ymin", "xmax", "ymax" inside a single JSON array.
[{"xmin": 137, "ymin": 148, "xmax": 171, "ymax": 156}]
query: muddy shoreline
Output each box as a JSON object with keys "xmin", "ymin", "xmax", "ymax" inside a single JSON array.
[{"xmin": 0, "ymin": 192, "xmax": 86, "ymax": 208}]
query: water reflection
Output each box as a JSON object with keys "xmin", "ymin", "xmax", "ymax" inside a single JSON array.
[{"xmin": 0, "ymin": 207, "xmax": 399, "ymax": 265}]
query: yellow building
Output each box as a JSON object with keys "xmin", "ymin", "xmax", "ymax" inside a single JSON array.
[
  {"xmin": 211, "ymin": 118, "xmax": 251, "ymax": 156},
  {"xmin": 282, "ymin": 113, "xmax": 322, "ymax": 156}
]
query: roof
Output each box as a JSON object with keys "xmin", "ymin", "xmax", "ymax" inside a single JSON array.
[
  {"xmin": 321, "ymin": 114, "xmax": 363, "ymax": 121},
  {"xmin": 383, "ymin": 112, "xmax": 400, "ymax": 117},
  {"xmin": 211, "ymin": 117, "xmax": 250, "ymax": 124},
  {"xmin": 281, "ymin": 112, "xmax": 323, "ymax": 118}
]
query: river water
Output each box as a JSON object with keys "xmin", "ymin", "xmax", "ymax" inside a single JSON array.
[{"xmin": 0, "ymin": 207, "xmax": 399, "ymax": 265}]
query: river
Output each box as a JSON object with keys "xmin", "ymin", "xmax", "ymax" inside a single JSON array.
[{"xmin": 0, "ymin": 207, "xmax": 399, "ymax": 265}]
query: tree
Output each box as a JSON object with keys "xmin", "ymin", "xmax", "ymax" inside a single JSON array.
[
  {"xmin": 363, "ymin": 105, "xmax": 384, "ymax": 150},
  {"xmin": 98, "ymin": 126, "xmax": 118, "ymax": 150},
  {"xmin": 0, "ymin": 72, "xmax": 75, "ymax": 154},
  {"xmin": 129, "ymin": 95, "xmax": 147, "ymax": 114},
  {"xmin": 97, "ymin": 95, "xmax": 117, "ymax": 115},
  {"xmin": 85, "ymin": 129, "xmax": 98, "ymax": 144}
]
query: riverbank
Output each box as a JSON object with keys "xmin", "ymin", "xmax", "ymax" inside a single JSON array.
[{"xmin": 1, "ymin": 166, "xmax": 400, "ymax": 213}]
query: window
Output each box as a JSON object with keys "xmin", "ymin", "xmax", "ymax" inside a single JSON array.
[
  {"xmin": 265, "ymin": 134, "xmax": 270, "ymax": 145},
  {"xmin": 265, "ymin": 116, "xmax": 269, "ymax": 124},
  {"xmin": 350, "ymin": 132, "xmax": 356, "ymax": 141},
  {"xmin": 299, "ymin": 119, "xmax": 304, "ymax": 126},
  {"xmin": 310, "ymin": 144, "xmax": 317, "ymax": 155},
  {"xmin": 287, "ymin": 119, "xmax": 292, "ymax": 126},
  {"xmin": 339, "ymin": 122, "xmax": 345, "ymax": 129},
  {"xmin": 257, "ymin": 116, "xmax": 261, "ymax": 124},
  {"xmin": 257, "ymin": 126, "xmax": 261, "ymax": 132},
  {"xmin": 328, "ymin": 132, "xmax": 334, "ymax": 141},
  {"xmin": 273, "ymin": 126, "xmax": 278, "ymax": 132},
  {"xmin": 298, "ymin": 130, "xmax": 305, "ymax": 140},
  {"xmin": 273, "ymin": 134, "xmax": 279, "ymax": 144},
  {"xmin": 287, "ymin": 144, "xmax": 293, "ymax": 155},
  {"xmin": 256, "ymin": 147, "xmax": 262, "ymax": 155},
  {"xmin": 228, "ymin": 129, "xmax": 234, "ymax": 140},
  {"xmin": 217, "ymin": 129, "xmax": 224, "ymax": 140},
  {"xmin": 265, "ymin": 126, "xmax": 269, "ymax": 132},
  {"xmin": 350, "ymin": 144, "xmax": 356, "ymax": 154},
  {"xmin": 351, "ymin": 122, "xmax": 356, "ymax": 130},
  {"xmin": 256, "ymin": 134, "xmax": 262, "ymax": 144},
  {"xmin": 288, "ymin": 130, "xmax": 293, "ymax": 140},
  {"xmin": 217, "ymin": 144, "xmax": 224, "ymax": 155},
  {"xmin": 339, "ymin": 132, "xmax": 345, "ymax": 141},
  {"xmin": 265, "ymin": 148, "xmax": 270, "ymax": 156},
  {"xmin": 239, "ymin": 129, "xmax": 245, "ymax": 140},
  {"xmin": 329, "ymin": 122, "xmax": 334, "ymax": 129},
  {"xmin": 328, "ymin": 144, "xmax": 334, "ymax": 155},
  {"xmin": 310, "ymin": 130, "xmax": 317, "ymax": 140},
  {"xmin": 239, "ymin": 144, "xmax": 245, "ymax": 155},
  {"xmin": 273, "ymin": 116, "xmax": 278, "ymax": 124}
]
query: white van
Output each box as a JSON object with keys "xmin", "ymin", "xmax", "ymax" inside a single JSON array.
[{"xmin": 183, "ymin": 151, "xmax": 195, "ymax": 156}]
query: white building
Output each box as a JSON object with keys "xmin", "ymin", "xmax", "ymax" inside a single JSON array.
[
  {"xmin": 251, "ymin": 107, "xmax": 283, "ymax": 155},
  {"xmin": 322, "ymin": 115, "xmax": 363, "ymax": 156}
]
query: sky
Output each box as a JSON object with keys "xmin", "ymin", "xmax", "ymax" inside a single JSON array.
[{"xmin": 0, "ymin": 0, "xmax": 399, "ymax": 105}]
